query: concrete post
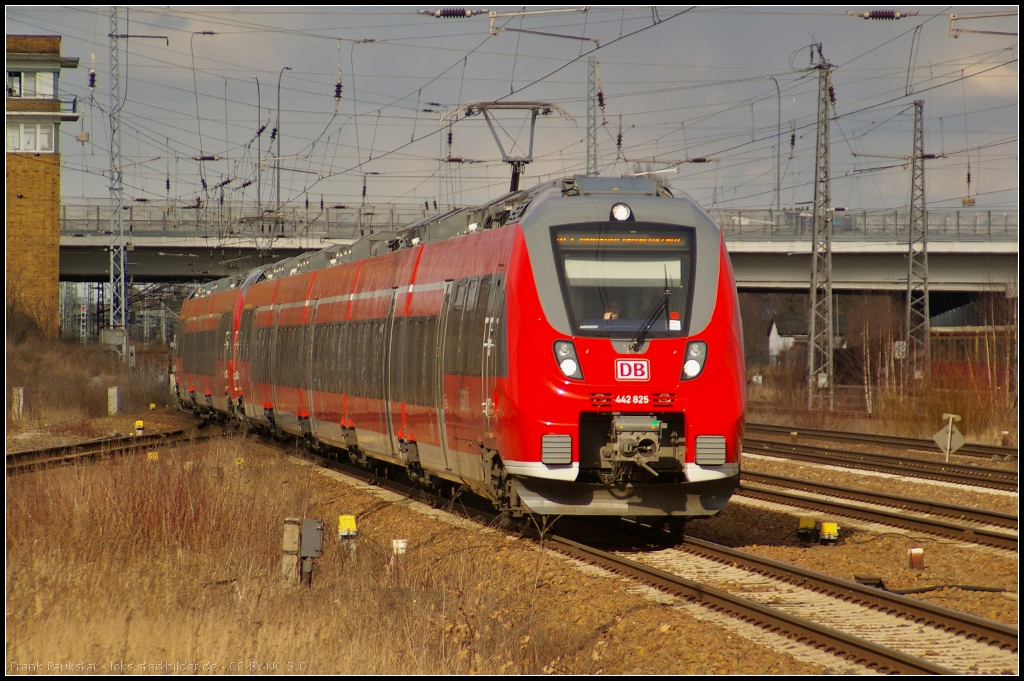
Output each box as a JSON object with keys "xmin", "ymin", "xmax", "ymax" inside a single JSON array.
[
  {"xmin": 12, "ymin": 387, "xmax": 26, "ymax": 421},
  {"xmin": 108, "ymin": 386, "xmax": 120, "ymax": 415}
]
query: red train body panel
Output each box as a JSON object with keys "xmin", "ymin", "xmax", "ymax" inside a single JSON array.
[{"xmin": 174, "ymin": 176, "xmax": 745, "ymax": 517}]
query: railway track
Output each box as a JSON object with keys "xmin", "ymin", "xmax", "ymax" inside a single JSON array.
[
  {"xmin": 737, "ymin": 472, "xmax": 1018, "ymax": 552},
  {"xmin": 744, "ymin": 437, "xmax": 1018, "ymax": 492},
  {"xmin": 5, "ymin": 424, "xmax": 216, "ymax": 475},
  {"xmin": 747, "ymin": 421, "xmax": 1018, "ymax": 461},
  {"xmin": 742, "ymin": 471, "xmax": 1017, "ymax": 532},
  {"xmin": 276, "ymin": 440, "xmax": 1017, "ymax": 675},
  {"xmin": 11, "ymin": 424, "xmax": 1017, "ymax": 673}
]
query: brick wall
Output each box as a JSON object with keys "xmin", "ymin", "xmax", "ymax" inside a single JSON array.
[
  {"xmin": 6, "ymin": 35, "xmax": 61, "ymax": 54},
  {"xmin": 6, "ymin": 153, "xmax": 61, "ymax": 337}
]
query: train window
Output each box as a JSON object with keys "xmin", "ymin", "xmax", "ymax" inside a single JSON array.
[
  {"xmin": 461, "ymin": 279, "xmax": 480, "ymax": 376},
  {"xmin": 551, "ymin": 223, "xmax": 695, "ymax": 338},
  {"xmin": 422, "ymin": 316, "xmax": 438, "ymax": 407},
  {"xmin": 238, "ymin": 309, "xmax": 256, "ymax": 362},
  {"xmin": 390, "ymin": 316, "xmax": 407, "ymax": 404},
  {"xmin": 467, "ymin": 276, "xmax": 491, "ymax": 376},
  {"xmin": 444, "ymin": 282, "xmax": 467, "ymax": 375}
]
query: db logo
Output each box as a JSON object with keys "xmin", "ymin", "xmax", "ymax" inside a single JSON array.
[{"xmin": 615, "ymin": 358, "xmax": 650, "ymax": 381}]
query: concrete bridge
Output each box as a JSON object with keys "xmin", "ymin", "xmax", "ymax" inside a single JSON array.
[{"xmin": 58, "ymin": 200, "xmax": 1017, "ymax": 296}]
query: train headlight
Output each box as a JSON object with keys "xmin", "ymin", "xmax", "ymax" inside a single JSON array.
[
  {"xmin": 681, "ymin": 341, "xmax": 707, "ymax": 380},
  {"xmin": 554, "ymin": 341, "xmax": 583, "ymax": 380},
  {"xmin": 610, "ymin": 202, "xmax": 633, "ymax": 221}
]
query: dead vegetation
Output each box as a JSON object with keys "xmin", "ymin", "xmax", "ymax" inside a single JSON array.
[
  {"xmin": 6, "ymin": 436, "xmax": 829, "ymax": 675},
  {"xmin": 5, "ymin": 330, "xmax": 170, "ymax": 439}
]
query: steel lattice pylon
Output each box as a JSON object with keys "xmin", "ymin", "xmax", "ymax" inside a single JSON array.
[
  {"xmin": 906, "ymin": 99, "xmax": 930, "ymax": 384},
  {"xmin": 587, "ymin": 58, "xmax": 598, "ymax": 176},
  {"xmin": 807, "ymin": 63, "xmax": 834, "ymax": 410},
  {"xmin": 108, "ymin": 7, "xmax": 128, "ymax": 356}
]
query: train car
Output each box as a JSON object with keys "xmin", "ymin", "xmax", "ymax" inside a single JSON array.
[{"xmin": 174, "ymin": 175, "xmax": 745, "ymax": 521}]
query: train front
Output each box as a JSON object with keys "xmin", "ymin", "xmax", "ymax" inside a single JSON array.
[{"xmin": 501, "ymin": 176, "xmax": 744, "ymax": 517}]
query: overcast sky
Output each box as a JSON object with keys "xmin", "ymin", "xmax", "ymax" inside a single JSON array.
[{"xmin": 7, "ymin": 6, "xmax": 1019, "ymax": 213}]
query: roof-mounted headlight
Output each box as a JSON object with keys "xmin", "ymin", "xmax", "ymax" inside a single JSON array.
[{"xmin": 610, "ymin": 202, "xmax": 633, "ymax": 221}]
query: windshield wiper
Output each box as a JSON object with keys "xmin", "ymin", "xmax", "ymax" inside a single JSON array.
[{"xmin": 629, "ymin": 286, "xmax": 671, "ymax": 352}]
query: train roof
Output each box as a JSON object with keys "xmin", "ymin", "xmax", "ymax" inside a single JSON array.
[{"xmin": 195, "ymin": 175, "xmax": 702, "ymax": 294}]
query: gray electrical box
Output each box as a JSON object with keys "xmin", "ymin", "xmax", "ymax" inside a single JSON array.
[{"xmin": 300, "ymin": 518, "xmax": 324, "ymax": 558}]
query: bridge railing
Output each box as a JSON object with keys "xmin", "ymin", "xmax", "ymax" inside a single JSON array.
[
  {"xmin": 60, "ymin": 201, "xmax": 448, "ymax": 241},
  {"xmin": 61, "ymin": 201, "xmax": 1017, "ymax": 243},
  {"xmin": 710, "ymin": 208, "xmax": 1018, "ymax": 242}
]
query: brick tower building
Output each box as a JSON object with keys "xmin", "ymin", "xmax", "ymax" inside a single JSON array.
[{"xmin": 6, "ymin": 35, "xmax": 79, "ymax": 337}]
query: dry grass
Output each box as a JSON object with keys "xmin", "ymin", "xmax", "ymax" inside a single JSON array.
[
  {"xmin": 5, "ymin": 335, "xmax": 170, "ymax": 436},
  {"xmin": 748, "ymin": 359, "xmax": 1017, "ymax": 446},
  {"xmin": 5, "ymin": 437, "xmax": 596, "ymax": 674}
]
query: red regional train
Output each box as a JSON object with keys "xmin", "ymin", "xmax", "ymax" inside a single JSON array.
[{"xmin": 173, "ymin": 175, "xmax": 745, "ymax": 522}]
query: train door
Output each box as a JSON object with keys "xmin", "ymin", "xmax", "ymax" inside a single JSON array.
[
  {"xmin": 306, "ymin": 300, "xmax": 320, "ymax": 429},
  {"xmin": 383, "ymin": 289, "xmax": 400, "ymax": 457},
  {"xmin": 216, "ymin": 312, "xmax": 233, "ymax": 410},
  {"xmin": 269, "ymin": 304, "xmax": 281, "ymax": 418},
  {"xmin": 481, "ymin": 274, "xmax": 503, "ymax": 445},
  {"xmin": 434, "ymin": 280, "xmax": 457, "ymax": 471},
  {"xmin": 300, "ymin": 303, "xmax": 315, "ymax": 429}
]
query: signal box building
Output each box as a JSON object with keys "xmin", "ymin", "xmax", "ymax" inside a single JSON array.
[{"xmin": 6, "ymin": 35, "xmax": 79, "ymax": 337}]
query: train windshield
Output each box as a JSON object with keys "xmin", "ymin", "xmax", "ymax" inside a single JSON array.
[{"xmin": 552, "ymin": 224, "xmax": 695, "ymax": 338}]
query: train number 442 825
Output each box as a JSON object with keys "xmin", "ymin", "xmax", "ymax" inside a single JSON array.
[{"xmin": 614, "ymin": 394, "xmax": 650, "ymax": 405}]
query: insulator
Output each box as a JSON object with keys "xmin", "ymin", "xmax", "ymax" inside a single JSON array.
[
  {"xmin": 421, "ymin": 108, "xmax": 436, "ymax": 113},
  {"xmin": 320, "ymin": 196, "xmax": 324, "ymax": 210},
  {"xmin": 219, "ymin": 191, "xmax": 224, "ymax": 205},
  {"xmin": 305, "ymin": 196, "xmax": 309, "ymax": 209},
  {"xmin": 597, "ymin": 90, "xmax": 605, "ymax": 109},
  {"xmin": 424, "ymin": 201, "xmax": 429, "ymax": 210},
  {"xmin": 790, "ymin": 132, "xmax": 796, "ymax": 148},
  {"xmin": 270, "ymin": 127, "xmax": 277, "ymax": 141},
  {"xmin": 828, "ymin": 85, "xmax": 836, "ymax": 104},
  {"xmin": 861, "ymin": 10, "xmax": 898, "ymax": 20},
  {"xmin": 427, "ymin": 102, "xmax": 442, "ymax": 107},
  {"xmin": 239, "ymin": 179, "xmax": 253, "ymax": 189},
  {"xmin": 88, "ymin": 69, "xmax": 96, "ymax": 89},
  {"xmin": 166, "ymin": 177, "xmax": 171, "ymax": 191},
  {"xmin": 362, "ymin": 182, "xmax": 367, "ymax": 198},
  {"xmin": 689, "ymin": 157, "xmax": 709, "ymax": 163},
  {"xmin": 438, "ymin": 8, "xmax": 472, "ymax": 18},
  {"xmin": 433, "ymin": 200, "xmax": 437, "ymax": 210},
  {"xmin": 447, "ymin": 129, "xmax": 453, "ymax": 148},
  {"xmin": 966, "ymin": 170, "xmax": 971, "ymax": 184},
  {"xmin": 334, "ymin": 81, "xmax": 343, "ymax": 100},
  {"xmin": 616, "ymin": 132, "xmax": 622, "ymax": 148},
  {"xmin": 201, "ymin": 178, "xmax": 208, "ymax": 190},
  {"xmin": 133, "ymin": 197, "xmax": 150, "ymax": 202},
  {"xmin": 257, "ymin": 124, "xmax": 267, "ymax": 136}
]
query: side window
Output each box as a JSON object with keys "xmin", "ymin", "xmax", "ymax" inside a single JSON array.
[
  {"xmin": 423, "ymin": 316, "xmax": 438, "ymax": 407},
  {"xmin": 461, "ymin": 279, "xmax": 480, "ymax": 375},
  {"xmin": 444, "ymin": 281, "xmax": 467, "ymax": 375},
  {"xmin": 467, "ymin": 276, "xmax": 491, "ymax": 377},
  {"xmin": 238, "ymin": 309, "xmax": 256, "ymax": 362}
]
